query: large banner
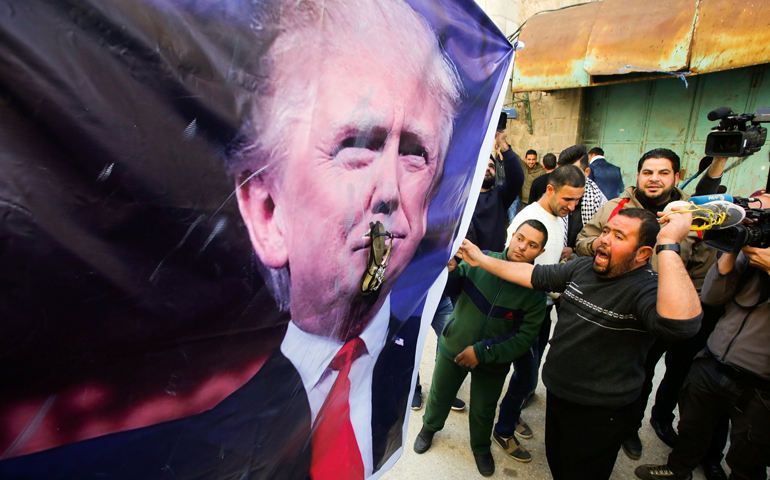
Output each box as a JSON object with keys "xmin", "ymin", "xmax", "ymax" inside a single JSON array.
[{"xmin": 0, "ymin": 0, "xmax": 513, "ymax": 478}]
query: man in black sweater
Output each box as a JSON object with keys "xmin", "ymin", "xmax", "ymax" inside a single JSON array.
[
  {"xmin": 472, "ymin": 130, "xmax": 524, "ymax": 252},
  {"xmin": 458, "ymin": 207, "xmax": 703, "ymax": 480}
]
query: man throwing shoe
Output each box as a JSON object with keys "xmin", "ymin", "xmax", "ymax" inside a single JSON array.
[
  {"xmin": 414, "ymin": 221, "xmax": 548, "ymax": 477},
  {"xmin": 458, "ymin": 207, "xmax": 703, "ymax": 480}
]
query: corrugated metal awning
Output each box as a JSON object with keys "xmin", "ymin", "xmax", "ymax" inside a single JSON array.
[{"xmin": 512, "ymin": 0, "xmax": 770, "ymax": 92}]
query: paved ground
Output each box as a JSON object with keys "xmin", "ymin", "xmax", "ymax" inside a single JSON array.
[{"xmin": 383, "ymin": 313, "xmax": 725, "ymax": 480}]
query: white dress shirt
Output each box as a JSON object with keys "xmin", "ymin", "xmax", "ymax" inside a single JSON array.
[{"xmin": 281, "ymin": 296, "xmax": 391, "ymax": 478}]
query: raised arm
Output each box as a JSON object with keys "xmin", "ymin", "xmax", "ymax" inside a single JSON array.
[
  {"xmin": 457, "ymin": 239, "xmax": 535, "ymax": 288},
  {"xmin": 496, "ymin": 132, "xmax": 524, "ymax": 207},
  {"xmin": 693, "ymin": 157, "xmax": 728, "ymax": 196},
  {"xmin": 655, "ymin": 207, "xmax": 702, "ymax": 320}
]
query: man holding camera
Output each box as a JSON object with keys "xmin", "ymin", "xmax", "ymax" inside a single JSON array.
[{"xmin": 635, "ymin": 244, "xmax": 770, "ymax": 480}]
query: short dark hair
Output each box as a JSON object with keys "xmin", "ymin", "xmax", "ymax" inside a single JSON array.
[
  {"xmin": 578, "ymin": 154, "xmax": 589, "ymax": 171},
  {"xmin": 525, "ymin": 149, "xmax": 537, "ymax": 158},
  {"xmin": 637, "ymin": 148, "xmax": 681, "ymax": 174},
  {"xmin": 557, "ymin": 145, "xmax": 587, "ymax": 166},
  {"xmin": 517, "ymin": 219, "xmax": 548, "ymax": 247},
  {"xmin": 548, "ymin": 164, "xmax": 585, "ymax": 191},
  {"xmin": 588, "ymin": 147, "xmax": 604, "ymax": 156},
  {"xmin": 542, "ymin": 153, "xmax": 557, "ymax": 170},
  {"xmin": 616, "ymin": 208, "xmax": 660, "ymax": 249}
]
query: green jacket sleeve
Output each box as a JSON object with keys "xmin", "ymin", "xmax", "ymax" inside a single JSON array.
[{"xmin": 472, "ymin": 291, "xmax": 547, "ymax": 364}]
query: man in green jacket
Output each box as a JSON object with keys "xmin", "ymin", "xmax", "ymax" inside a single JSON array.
[{"xmin": 413, "ymin": 220, "xmax": 549, "ymax": 477}]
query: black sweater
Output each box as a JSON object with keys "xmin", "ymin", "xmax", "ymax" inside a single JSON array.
[
  {"xmin": 532, "ymin": 258, "xmax": 701, "ymax": 407},
  {"xmin": 471, "ymin": 149, "xmax": 523, "ymax": 251}
]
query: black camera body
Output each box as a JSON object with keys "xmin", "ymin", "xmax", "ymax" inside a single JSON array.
[
  {"xmin": 703, "ymin": 197, "xmax": 770, "ymax": 252},
  {"xmin": 705, "ymin": 107, "xmax": 769, "ymax": 157}
]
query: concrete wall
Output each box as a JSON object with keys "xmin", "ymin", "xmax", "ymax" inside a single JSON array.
[
  {"xmin": 473, "ymin": 0, "xmax": 520, "ymax": 37},
  {"xmin": 502, "ymin": 87, "xmax": 584, "ymax": 158}
]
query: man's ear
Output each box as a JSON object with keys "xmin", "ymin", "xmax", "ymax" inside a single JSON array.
[
  {"xmin": 636, "ymin": 245, "xmax": 654, "ymax": 264},
  {"xmin": 235, "ymin": 171, "xmax": 288, "ymax": 268},
  {"xmin": 585, "ymin": 167, "xmax": 592, "ymax": 178},
  {"xmin": 674, "ymin": 172, "xmax": 680, "ymax": 184},
  {"xmin": 535, "ymin": 247, "xmax": 546, "ymax": 258},
  {"xmin": 545, "ymin": 184, "xmax": 555, "ymax": 196}
]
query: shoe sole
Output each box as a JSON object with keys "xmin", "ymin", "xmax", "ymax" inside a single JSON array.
[
  {"xmin": 450, "ymin": 406, "xmax": 466, "ymax": 412},
  {"xmin": 514, "ymin": 430, "xmax": 533, "ymax": 440}
]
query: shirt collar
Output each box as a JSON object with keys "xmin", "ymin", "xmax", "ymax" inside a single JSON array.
[
  {"xmin": 281, "ymin": 296, "xmax": 391, "ymax": 391},
  {"xmin": 589, "ymin": 155, "xmax": 605, "ymax": 164}
]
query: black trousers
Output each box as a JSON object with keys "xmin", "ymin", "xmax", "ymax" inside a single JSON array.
[
  {"xmin": 545, "ymin": 391, "xmax": 639, "ymax": 480},
  {"xmin": 668, "ymin": 355, "xmax": 770, "ymax": 480},
  {"xmin": 637, "ymin": 303, "xmax": 728, "ymax": 464}
]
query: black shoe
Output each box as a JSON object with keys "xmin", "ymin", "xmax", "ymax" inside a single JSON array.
[
  {"xmin": 650, "ymin": 417, "xmax": 678, "ymax": 448},
  {"xmin": 411, "ymin": 387, "xmax": 422, "ymax": 411},
  {"xmin": 413, "ymin": 426, "xmax": 435, "ymax": 454},
  {"xmin": 700, "ymin": 461, "xmax": 727, "ymax": 480},
  {"xmin": 623, "ymin": 432, "xmax": 643, "ymax": 460},
  {"xmin": 635, "ymin": 464, "xmax": 691, "ymax": 480},
  {"xmin": 473, "ymin": 453, "xmax": 495, "ymax": 477},
  {"xmin": 451, "ymin": 397, "xmax": 466, "ymax": 411}
]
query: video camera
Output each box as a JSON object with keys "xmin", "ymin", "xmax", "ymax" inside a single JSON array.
[
  {"xmin": 701, "ymin": 196, "xmax": 770, "ymax": 252},
  {"xmin": 705, "ymin": 106, "xmax": 769, "ymax": 157}
]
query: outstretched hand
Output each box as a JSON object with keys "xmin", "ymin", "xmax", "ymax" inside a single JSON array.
[
  {"xmin": 457, "ymin": 239, "xmax": 485, "ymax": 267},
  {"xmin": 494, "ymin": 130, "xmax": 510, "ymax": 153}
]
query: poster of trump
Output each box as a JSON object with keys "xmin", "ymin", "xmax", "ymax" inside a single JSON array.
[{"xmin": 0, "ymin": 0, "xmax": 513, "ymax": 478}]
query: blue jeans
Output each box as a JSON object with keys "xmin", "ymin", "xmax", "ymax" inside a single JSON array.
[
  {"xmin": 494, "ymin": 305, "xmax": 553, "ymax": 437},
  {"xmin": 507, "ymin": 195, "xmax": 521, "ymax": 223}
]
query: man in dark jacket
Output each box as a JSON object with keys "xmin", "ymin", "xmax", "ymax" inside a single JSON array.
[
  {"xmin": 413, "ymin": 220, "xmax": 548, "ymax": 477},
  {"xmin": 587, "ymin": 147, "xmax": 625, "ymax": 200},
  {"xmin": 473, "ymin": 130, "xmax": 525, "ymax": 252}
]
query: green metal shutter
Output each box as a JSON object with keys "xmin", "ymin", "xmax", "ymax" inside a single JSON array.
[{"xmin": 581, "ymin": 64, "xmax": 770, "ymax": 197}]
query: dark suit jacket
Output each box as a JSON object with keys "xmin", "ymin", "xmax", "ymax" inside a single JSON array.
[
  {"xmin": 588, "ymin": 157, "xmax": 624, "ymax": 200},
  {"xmin": 0, "ymin": 314, "xmax": 421, "ymax": 480}
]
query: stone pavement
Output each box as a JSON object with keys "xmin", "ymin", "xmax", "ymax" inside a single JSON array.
[{"xmin": 383, "ymin": 314, "xmax": 723, "ymax": 480}]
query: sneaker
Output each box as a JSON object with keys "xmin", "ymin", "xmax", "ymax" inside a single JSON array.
[
  {"xmin": 690, "ymin": 200, "xmax": 745, "ymax": 230},
  {"xmin": 514, "ymin": 417, "xmax": 533, "ymax": 439},
  {"xmin": 413, "ymin": 426, "xmax": 436, "ymax": 454},
  {"xmin": 451, "ymin": 397, "xmax": 466, "ymax": 412},
  {"xmin": 411, "ymin": 388, "xmax": 422, "ymax": 411},
  {"xmin": 635, "ymin": 464, "xmax": 692, "ymax": 480},
  {"xmin": 473, "ymin": 453, "xmax": 495, "ymax": 477},
  {"xmin": 622, "ymin": 432, "xmax": 643, "ymax": 460},
  {"xmin": 493, "ymin": 431, "xmax": 531, "ymax": 462}
]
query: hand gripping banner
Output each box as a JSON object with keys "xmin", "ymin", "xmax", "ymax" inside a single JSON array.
[{"xmin": 0, "ymin": 0, "xmax": 513, "ymax": 478}]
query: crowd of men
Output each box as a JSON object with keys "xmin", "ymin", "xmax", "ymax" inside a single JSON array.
[{"xmin": 411, "ymin": 126, "xmax": 770, "ymax": 480}]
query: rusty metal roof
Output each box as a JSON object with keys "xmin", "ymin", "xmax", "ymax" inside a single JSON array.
[
  {"xmin": 690, "ymin": 0, "xmax": 770, "ymax": 74},
  {"xmin": 512, "ymin": 0, "xmax": 770, "ymax": 92}
]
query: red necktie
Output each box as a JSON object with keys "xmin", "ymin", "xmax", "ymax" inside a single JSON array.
[{"xmin": 310, "ymin": 338, "xmax": 367, "ymax": 480}]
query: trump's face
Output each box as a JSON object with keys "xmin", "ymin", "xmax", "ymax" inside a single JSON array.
[{"xmin": 237, "ymin": 40, "xmax": 449, "ymax": 341}]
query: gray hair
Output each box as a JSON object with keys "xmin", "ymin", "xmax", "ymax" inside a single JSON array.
[{"xmin": 225, "ymin": 0, "xmax": 464, "ymax": 311}]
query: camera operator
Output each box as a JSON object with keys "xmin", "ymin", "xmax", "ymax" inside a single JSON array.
[{"xmin": 635, "ymin": 244, "xmax": 770, "ymax": 480}]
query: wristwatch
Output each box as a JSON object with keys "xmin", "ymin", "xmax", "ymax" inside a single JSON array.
[{"xmin": 656, "ymin": 243, "xmax": 681, "ymax": 255}]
